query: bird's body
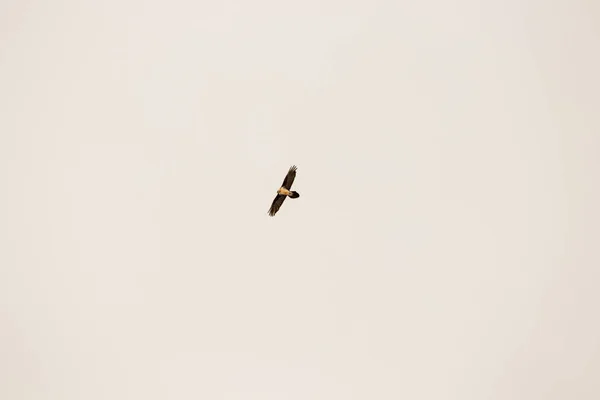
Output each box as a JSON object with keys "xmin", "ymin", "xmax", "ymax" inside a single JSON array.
[
  {"xmin": 277, "ymin": 187, "xmax": 291, "ymax": 196},
  {"xmin": 269, "ymin": 165, "xmax": 300, "ymax": 216}
]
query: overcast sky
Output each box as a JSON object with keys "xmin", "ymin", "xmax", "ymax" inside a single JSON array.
[{"xmin": 1, "ymin": 1, "xmax": 599, "ymax": 399}]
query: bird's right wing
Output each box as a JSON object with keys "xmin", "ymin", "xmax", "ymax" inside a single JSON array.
[
  {"xmin": 281, "ymin": 165, "xmax": 297, "ymax": 189},
  {"xmin": 268, "ymin": 194, "xmax": 286, "ymax": 216}
]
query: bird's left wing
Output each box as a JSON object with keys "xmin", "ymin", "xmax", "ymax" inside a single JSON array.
[{"xmin": 268, "ymin": 194, "xmax": 286, "ymax": 216}]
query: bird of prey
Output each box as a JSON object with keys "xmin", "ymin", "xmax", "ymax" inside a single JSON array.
[{"xmin": 268, "ymin": 165, "xmax": 300, "ymax": 216}]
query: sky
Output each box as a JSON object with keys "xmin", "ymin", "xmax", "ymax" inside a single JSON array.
[{"xmin": 1, "ymin": 1, "xmax": 599, "ymax": 399}]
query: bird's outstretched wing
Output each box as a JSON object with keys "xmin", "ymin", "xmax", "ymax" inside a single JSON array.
[
  {"xmin": 281, "ymin": 165, "xmax": 297, "ymax": 189},
  {"xmin": 268, "ymin": 194, "xmax": 286, "ymax": 216}
]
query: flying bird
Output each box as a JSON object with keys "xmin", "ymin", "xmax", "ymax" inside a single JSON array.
[{"xmin": 268, "ymin": 165, "xmax": 300, "ymax": 216}]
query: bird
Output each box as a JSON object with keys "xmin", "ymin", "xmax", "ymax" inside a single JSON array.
[{"xmin": 268, "ymin": 165, "xmax": 300, "ymax": 216}]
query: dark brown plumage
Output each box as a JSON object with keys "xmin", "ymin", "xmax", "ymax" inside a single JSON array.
[{"xmin": 268, "ymin": 165, "xmax": 300, "ymax": 216}]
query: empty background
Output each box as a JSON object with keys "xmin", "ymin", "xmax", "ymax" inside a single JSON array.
[{"xmin": 1, "ymin": 0, "xmax": 599, "ymax": 399}]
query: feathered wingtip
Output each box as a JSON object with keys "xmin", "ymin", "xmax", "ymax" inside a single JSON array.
[{"xmin": 289, "ymin": 191, "xmax": 300, "ymax": 198}]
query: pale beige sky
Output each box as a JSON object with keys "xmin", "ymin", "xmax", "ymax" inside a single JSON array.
[{"xmin": 1, "ymin": 1, "xmax": 599, "ymax": 399}]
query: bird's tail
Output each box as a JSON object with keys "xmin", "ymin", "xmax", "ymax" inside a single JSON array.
[{"xmin": 289, "ymin": 191, "xmax": 300, "ymax": 199}]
